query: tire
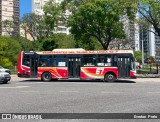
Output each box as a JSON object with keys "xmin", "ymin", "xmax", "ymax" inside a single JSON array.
[
  {"xmin": 3, "ymin": 80, "xmax": 8, "ymax": 84},
  {"xmin": 104, "ymin": 73, "xmax": 116, "ymax": 82},
  {"xmin": 41, "ymin": 72, "xmax": 52, "ymax": 81}
]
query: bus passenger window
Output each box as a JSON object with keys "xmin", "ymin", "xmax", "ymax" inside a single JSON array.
[
  {"xmin": 97, "ymin": 58, "xmax": 105, "ymax": 66},
  {"xmin": 53, "ymin": 58, "xmax": 67, "ymax": 67},
  {"xmin": 39, "ymin": 61, "xmax": 46, "ymax": 67},
  {"xmin": 105, "ymin": 58, "xmax": 111, "ymax": 66},
  {"xmin": 83, "ymin": 55, "xmax": 96, "ymax": 66}
]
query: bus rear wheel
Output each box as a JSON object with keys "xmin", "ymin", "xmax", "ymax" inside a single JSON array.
[
  {"xmin": 41, "ymin": 72, "xmax": 52, "ymax": 81},
  {"xmin": 104, "ymin": 73, "xmax": 116, "ymax": 82}
]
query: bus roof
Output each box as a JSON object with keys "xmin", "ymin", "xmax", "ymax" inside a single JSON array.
[
  {"xmin": 34, "ymin": 49, "xmax": 134, "ymax": 55},
  {"xmin": 52, "ymin": 48, "xmax": 85, "ymax": 51}
]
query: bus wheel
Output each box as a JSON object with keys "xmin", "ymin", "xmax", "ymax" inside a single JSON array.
[
  {"xmin": 41, "ymin": 72, "xmax": 52, "ymax": 81},
  {"xmin": 104, "ymin": 73, "xmax": 116, "ymax": 82}
]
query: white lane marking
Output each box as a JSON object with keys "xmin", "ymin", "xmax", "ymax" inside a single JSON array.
[
  {"xmin": 20, "ymin": 91, "xmax": 40, "ymax": 93},
  {"xmin": 101, "ymin": 91, "xmax": 122, "ymax": 94},
  {"xmin": 148, "ymin": 92, "xmax": 160, "ymax": 94},
  {"xmin": 0, "ymin": 86, "xmax": 29, "ymax": 89},
  {"xmin": 60, "ymin": 91, "xmax": 79, "ymax": 93}
]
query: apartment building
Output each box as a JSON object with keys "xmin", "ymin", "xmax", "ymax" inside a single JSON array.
[
  {"xmin": 0, "ymin": 0, "xmax": 19, "ymax": 36},
  {"xmin": 139, "ymin": 26, "xmax": 160, "ymax": 58},
  {"xmin": 32, "ymin": 0, "xmax": 70, "ymax": 34}
]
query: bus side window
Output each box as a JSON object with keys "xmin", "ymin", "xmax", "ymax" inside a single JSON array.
[
  {"xmin": 105, "ymin": 58, "xmax": 111, "ymax": 66},
  {"xmin": 39, "ymin": 60, "xmax": 46, "ymax": 67},
  {"xmin": 53, "ymin": 58, "xmax": 66, "ymax": 67},
  {"xmin": 97, "ymin": 58, "xmax": 105, "ymax": 66},
  {"xmin": 83, "ymin": 56, "xmax": 96, "ymax": 66},
  {"xmin": 97, "ymin": 55, "xmax": 112, "ymax": 67},
  {"xmin": 39, "ymin": 55, "xmax": 53, "ymax": 67}
]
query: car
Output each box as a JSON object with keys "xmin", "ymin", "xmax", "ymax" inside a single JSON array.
[
  {"xmin": 0, "ymin": 72, "xmax": 11, "ymax": 84},
  {"xmin": 0, "ymin": 66, "xmax": 11, "ymax": 74}
]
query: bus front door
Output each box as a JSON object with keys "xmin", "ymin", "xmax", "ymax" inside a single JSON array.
[
  {"xmin": 117, "ymin": 57, "xmax": 130, "ymax": 78},
  {"xmin": 30, "ymin": 56, "xmax": 38, "ymax": 78},
  {"xmin": 68, "ymin": 57, "xmax": 81, "ymax": 78}
]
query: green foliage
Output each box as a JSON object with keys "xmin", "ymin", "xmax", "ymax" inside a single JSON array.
[
  {"xmin": 0, "ymin": 19, "xmax": 20, "ymax": 38},
  {"xmin": 67, "ymin": 0, "xmax": 136, "ymax": 50},
  {"xmin": 138, "ymin": 0, "xmax": 160, "ymax": 37},
  {"xmin": 54, "ymin": 34, "xmax": 75, "ymax": 48},
  {"xmin": 41, "ymin": 34, "xmax": 76, "ymax": 50},
  {"xmin": 134, "ymin": 51, "xmax": 147, "ymax": 63},
  {"xmin": 14, "ymin": 36, "xmax": 34, "ymax": 51},
  {"xmin": 75, "ymin": 37, "xmax": 103, "ymax": 50},
  {"xmin": 43, "ymin": 0, "xmax": 62, "ymax": 29},
  {"xmin": 41, "ymin": 37, "xmax": 58, "ymax": 51},
  {"xmin": 0, "ymin": 36, "xmax": 21, "ymax": 66},
  {"xmin": 21, "ymin": 13, "xmax": 53, "ymax": 42},
  {"xmin": 0, "ymin": 58, "xmax": 12, "ymax": 67}
]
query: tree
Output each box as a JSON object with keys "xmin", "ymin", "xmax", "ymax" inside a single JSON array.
[
  {"xmin": 14, "ymin": 35, "xmax": 35, "ymax": 51},
  {"xmin": 75, "ymin": 37, "xmax": 103, "ymax": 50},
  {"xmin": 67, "ymin": 0, "xmax": 136, "ymax": 50},
  {"xmin": 41, "ymin": 37, "xmax": 58, "ymax": 51},
  {"xmin": 0, "ymin": 36, "xmax": 21, "ymax": 66},
  {"xmin": 43, "ymin": 0, "xmax": 61, "ymax": 30},
  {"xmin": 41, "ymin": 34, "xmax": 76, "ymax": 50},
  {"xmin": 134, "ymin": 50, "xmax": 147, "ymax": 63},
  {"xmin": 21, "ymin": 13, "xmax": 52, "ymax": 42},
  {"xmin": 138, "ymin": 0, "xmax": 160, "ymax": 37},
  {"xmin": 0, "ymin": 19, "xmax": 19, "ymax": 37}
]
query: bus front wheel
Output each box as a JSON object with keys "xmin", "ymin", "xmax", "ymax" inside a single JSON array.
[
  {"xmin": 41, "ymin": 72, "xmax": 52, "ymax": 81},
  {"xmin": 104, "ymin": 73, "xmax": 116, "ymax": 82}
]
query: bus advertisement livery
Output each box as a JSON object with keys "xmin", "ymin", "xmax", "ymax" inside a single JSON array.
[{"xmin": 17, "ymin": 48, "xmax": 136, "ymax": 82}]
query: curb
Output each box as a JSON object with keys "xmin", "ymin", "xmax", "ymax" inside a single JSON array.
[
  {"xmin": 11, "ymin": 75, "xmax": 18, "ymax": 78},
  {"xmin": 137, "ymin": 74, "xmax": 160, "ymax": 78}
]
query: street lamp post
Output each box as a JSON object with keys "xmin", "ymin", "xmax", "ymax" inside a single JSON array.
[{"xmin": 141, "ymin": 28, "xmax": 144, "ymax": 68}]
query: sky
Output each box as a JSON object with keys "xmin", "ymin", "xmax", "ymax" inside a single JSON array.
[{"xmin": 20, "ymin": 0, "xmax": 32, "ymax": 18}]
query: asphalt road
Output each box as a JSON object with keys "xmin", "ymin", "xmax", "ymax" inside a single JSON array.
[{"xmin": 0, "ymin": 78, "xmax": 160, "ymax": 121}]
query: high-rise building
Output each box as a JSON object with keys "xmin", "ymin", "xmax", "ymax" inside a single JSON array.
[
  {"xmin": 0, "ymin": 0, "xmax": 19, "ymax": 36},
  {"xmin": 139, "ymin": 25, "xmax": 159, "ymax": 58},
  {"xmin": 32, "ymin": 0, "xmax": 70, "ymax": 35},
  {"xmin": 32, "ymin": 0, "xmax": 48, "ymax": 15}
]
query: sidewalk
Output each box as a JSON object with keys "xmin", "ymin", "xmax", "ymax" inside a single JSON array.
[{"xmin": 11, "ymin": 74, "xmax": 18, "ymax": 78}]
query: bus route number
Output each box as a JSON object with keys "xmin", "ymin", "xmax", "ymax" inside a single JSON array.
[{"xmin": 96, "ymin": 68, "xmax": 104, "ymax": 74}]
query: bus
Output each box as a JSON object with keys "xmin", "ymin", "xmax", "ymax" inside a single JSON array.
[{"xmin": 17, "ymin": 48, "xmax": 136, "ymax": 82}]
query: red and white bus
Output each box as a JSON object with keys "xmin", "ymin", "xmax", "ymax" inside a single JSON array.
[{"xmin": 17, "ymin": 48, "xmax": 136, "ymax": 82}]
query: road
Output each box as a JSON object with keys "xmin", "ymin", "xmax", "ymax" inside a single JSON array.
[{"xmin": 0, "ymin": 77, "xmax": 160, "ymax": 121}]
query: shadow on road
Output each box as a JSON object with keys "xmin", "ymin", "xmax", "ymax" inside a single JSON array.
[{"xmin": 19, "ymin": 79, "xmax": 136, "ymax": 83}]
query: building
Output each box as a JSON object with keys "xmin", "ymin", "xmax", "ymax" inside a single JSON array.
[
  {"xmin": 109, "ymin": 14, "xmax": 139, "ymax": 50},
  {"xmin": 32, "ymin": 0, "xmax": 49, "ymax": 15},
  {"xmin": 0, "ymin": 0, "xmax": 19, "ymax": 36},
  {"xmin": 139, "ymin": 25, "xmax": 160, "ymax": 58},
  {"xmin": 32, "ymin": 0, "xmax": 70, "ymax": 35}
]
